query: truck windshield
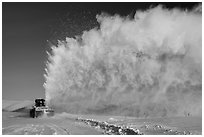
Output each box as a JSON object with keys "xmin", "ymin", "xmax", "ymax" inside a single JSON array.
[{"xmin": 35, "ymin": 99, "xmax": 45, "ymax": 107}]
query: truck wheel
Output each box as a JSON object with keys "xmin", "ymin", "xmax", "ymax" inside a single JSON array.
[{"xmin": 30, "ymin": 109, "xmax": 35, "ymax": 118}]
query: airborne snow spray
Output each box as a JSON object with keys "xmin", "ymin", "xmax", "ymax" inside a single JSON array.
[{"xmin": 44, "ymin": 5, "xmax": 202, "ymax": 117}]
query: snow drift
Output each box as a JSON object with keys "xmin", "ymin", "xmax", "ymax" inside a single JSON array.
[
  {"xmin": 44, "ymin": 5, "xmax": 202, "ymax": 117},
  {"xmin": 2, "ymin": 100, "xmax": 33, "ymax": 112}
]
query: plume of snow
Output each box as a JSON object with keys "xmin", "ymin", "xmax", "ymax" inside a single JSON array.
[{"xmin": 44, "ymin": 5, "xmax": 202, "ymax": 117}]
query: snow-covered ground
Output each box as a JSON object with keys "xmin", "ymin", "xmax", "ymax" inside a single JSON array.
[
  {"xmin": 2, "ymin": 100, "xmax": 202, "ymax": 135},
  {"xmin": 2, "ymin": 100, "xmax": 33, "ymax": 112}
]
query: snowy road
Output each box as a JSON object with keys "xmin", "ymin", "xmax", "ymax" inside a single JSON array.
[
  {"xmin": 2, "ymin": 112, "xmax": 102, "ymax": 135},
  {"xmin": 3, "ymin": 123, "xmax": 69, "ymax": 135},
  {"xmin": 2, "ymin": 112, "xmax": 202, "ymax": 135}
]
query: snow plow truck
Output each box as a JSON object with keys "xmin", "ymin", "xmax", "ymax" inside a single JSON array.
[{"xmin": 30, "ymin": 98, "xmax": 54, "ymax": 118}]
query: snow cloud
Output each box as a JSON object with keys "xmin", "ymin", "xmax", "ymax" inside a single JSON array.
[{"xmin": 44, "ymin": 5, "xmax": 202, "ymax": 117}]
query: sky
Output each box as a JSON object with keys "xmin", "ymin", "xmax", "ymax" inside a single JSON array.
[{"xmin": 2, "ymin": 2, "xmax": 199, "ymax": 101}]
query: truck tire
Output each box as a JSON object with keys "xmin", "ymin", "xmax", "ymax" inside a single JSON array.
[{"xmin": 30, "ymin": 108, "xmax": 36, "ymax": 118}]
